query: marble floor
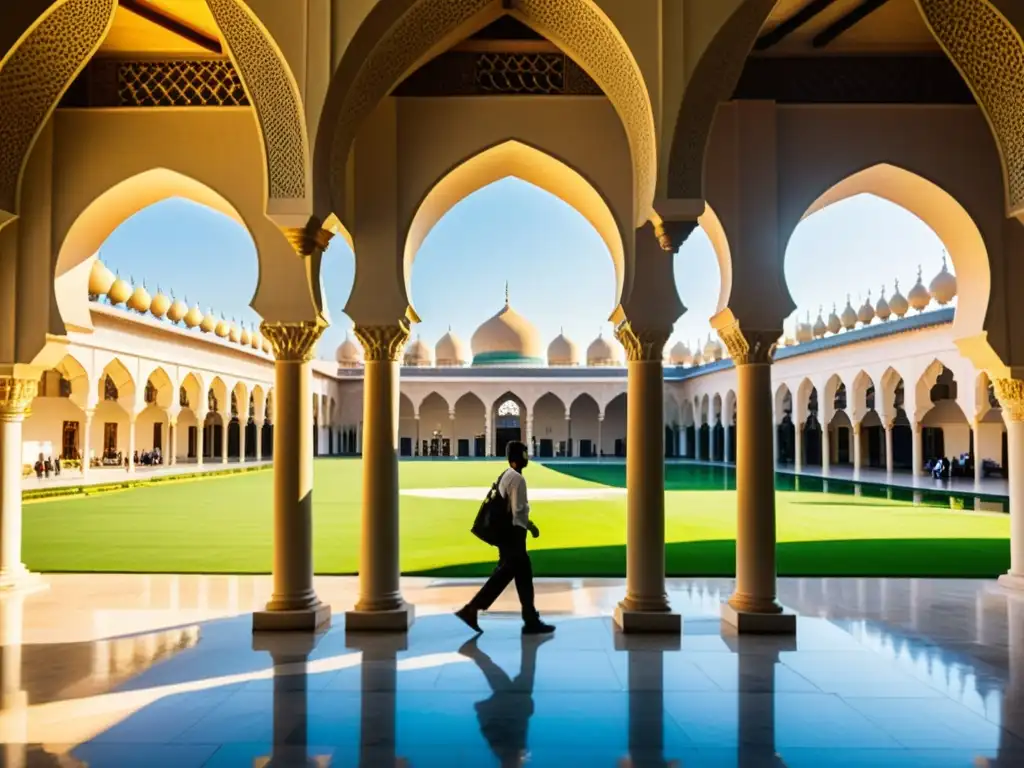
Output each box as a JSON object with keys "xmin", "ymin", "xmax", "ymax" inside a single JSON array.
[{"xmin": 1, "ymin": 574, "xmax": 1022, "ymax": 766}]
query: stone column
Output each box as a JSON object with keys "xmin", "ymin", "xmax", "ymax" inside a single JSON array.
[
  {"xmin": 715, "ymin": 324, "xmax": 794, "ymax": 633},
  {"xmin": 612, "ymin": 323, "xmax": 679, "ymax": 633},
  {"xmin": 597, "ymin": 411, "xmax": 604, "ymax": 460},
  {"xmin": 413, "ymin": 413, "xmax": 420, "ymax": 456},
  {"xmin": 724, "ymin": 418, "xmax": 732, "ymax": 464},
  {"xmin": 252, "ymin": 321, "xmax": 330, "ymax": 632},
  {"xmin": 221, "ymin": 418, "xmax": 229, "ymax": 464},
  {"xmin": 973, "ymin": 420, "xmax": 984, "ymax": 486},
  {"xmin": 566, "ymin": 412, "xmax": 572, "ymax": 457},
  {"xmin": 238, "ymin": 419, "xmax": 246, "ymax": 464},
  {"xmin": 0, "ymin": 377, "xmax": 41, "ymax": 590},
  {"xmin": 255, "ymin": 420, "xmax": 264, "ymax": 462},
  {"xmin": 347, "ymin": 323, "xmax": 414, "ymax": 631},
  {"xmin": 195, "ymin": 410, "xmax": 206, "ymax": 466},
  {"xmin": 449, "ymin": 409, "xmax": 456, "ymax": 457},
  {"xmin": 526, "ymin": 413, "xmax": 534, "ymax": 457},
  {"xmin": 995, "ymin": 380, "xmax": 1024, "ymax": 591},
  {"xmin": 484, "ymin": 410, "xmax": 492, "ymax": 457},
  {"xmin": 82, "ymin": 409, "xmax": 94, "ymax": 480},
  {"xmin": 821, "ymin": 422, "xmax": 831, "ymax": 477},
  {"xmin": 885, "ymin": 423, "xmax": 894, "ymax": 477},
  {"xmin": 794, "ymin": 422, "xmax": 803, "ymax": 473},
  {"xmin": 912, "ymin": 423, "xmax": 923, "ymax": 476},
  {"xmin": 127, "ymin": 415, "xmax": 136, "ymax": 473},
  {"xmin": 168, "ymin": 421, "xmax": 177, "ymax": 466},
  {"xmin": 710, "ymin": 421, "xmax": 718, "ymax": 463},
  {"xmin": 678, "ymin": 425, "xmax": 686, "ymax": 458},
  {"xmin": 852, "ymin": 422, "xmax": 863, "ymax": 478}
]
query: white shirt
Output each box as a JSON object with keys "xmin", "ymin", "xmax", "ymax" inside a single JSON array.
[{"xmin": 498, "ymin": 468, "xmax": 531, "ymax": 530}]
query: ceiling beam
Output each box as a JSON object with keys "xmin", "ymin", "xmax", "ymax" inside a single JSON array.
[
  {"xmin": 755, "ymin": 0, "xmax": 838, "ymax": 51},
  {"xmin": 120, "ymin": 0, "xmax": 223, "ymax": 55},
  {"xmin": 812, "ymin": 0, "xmax": 892, "ymax": 49}
]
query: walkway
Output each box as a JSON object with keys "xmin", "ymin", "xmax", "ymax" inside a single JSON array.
[
  {"xmin": 773, "ymin": 462, "xmax": 1009, "ymax": 497},
  {"xmin": 21, "ymin": 458, "xmax": 272, "ymax": 491},
  {"xmin": 2, "ymin": 574, "xmax": 1022, "ymax": 765}
]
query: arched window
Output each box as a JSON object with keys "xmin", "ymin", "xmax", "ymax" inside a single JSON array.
[
  {"xmin": 145, "ymin": 381, "xmax": 156, "ymax": 404},
  {"xmin": 208, "ymin": 390, "xmax": 218, "ymax": 413},
  {"xmin": 231, "ymin": 392, "xmax": 238, "ymax": 418},
  {"xmin": 179, "ymin": 386, "xmax": 189, "ymax": 408},
  {"xmin": 497, "ymin": 400, "xmax": 520, "ymax": 417},
  {"xmin": 834, "ymin": 384, "xmax": 847, "ymax": 411},
  {"xmin": 104, "ymin": 376, "xmax": 119, "ymax": 401}
]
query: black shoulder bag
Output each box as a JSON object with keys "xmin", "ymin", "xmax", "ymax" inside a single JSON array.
[{"xmin": 472, "ymin": 470, "xmax": 512, "ymax": 546}]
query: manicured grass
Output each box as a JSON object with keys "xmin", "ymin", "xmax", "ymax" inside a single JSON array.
[{"xmin": 22, "ymin": 459, "xmax": 1011, "ymax": 577}]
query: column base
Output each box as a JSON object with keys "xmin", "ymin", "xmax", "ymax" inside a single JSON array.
[
  {"xmin": 998, "ymin": 573, "xmax": 1024, "ymax": 592},
  {"xmin": 613, "ymin": 602, "xmax": 681, "ymax": 634},
  {"xmin": 252, "ymin": 603, "xmax": 331, "ymax": 632},
  {"xmin": 345, "ymin": 601, "xmax": 415, "ymax": 632},
  {"xmin": 721, "ymin": 602, "xmax": 796, "ymax": 634},
  {"xmin": 0, "ymin": 566, "xmax": 46, "ymax": 594}
]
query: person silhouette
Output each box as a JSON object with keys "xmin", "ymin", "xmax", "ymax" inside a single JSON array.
[{"xmin": 458, "ymin": 634, "xmax": 552, "ymax": 767}]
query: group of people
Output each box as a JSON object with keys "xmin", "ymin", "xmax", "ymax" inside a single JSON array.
[
  {"xmin": 927, "ymin": 453, "xmax": 975, "ymax": 480},
  {"xmin": 32, "ymin": 454, "xmax": 61, "ymax": 478}
]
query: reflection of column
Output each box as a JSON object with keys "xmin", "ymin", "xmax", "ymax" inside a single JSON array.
[
  {"xmin": 252, "ymin": 633, "xmax": 321, "ymax": 768},
  {"xmin": 127, "ymin": 415, "xmax": 136, "ymax": 473},
  {"xmin": 195, "ymin": 411, "xmax": 206, "ymax": 467},
  {"xmin": 794, "ymin": 421, "xmax": 803, "ymax": 473},
  {"xmin": 82, "ymin": 408, "xmax": 94, "ymax": 479},
  {"xmin": 718, "ymin": 326, "xmax": 794, "ymax": 633},
  {"xmin": 852, "ymin": 422, "xmax": 862, "ymax": 478},
  {"xmin": 613, "ymin": 324, "xmax": 679, "ymax": 633},
  {"xmin": 884, "ymin": 423, "xmax": 894, "ymax": 476},
  {"xmin": 348, "ymin": 634, "xmax": 404, "ymax": 768},
  {"xmin": 723, "ymin": 633, "xmax": 794, "ymax": 768},
  {"xmin": 616, "ymin": 632, "xmax": 678, "ymax": 767},
  {"xmin": 724, "ymin": 418, "xmax": 732, "ymax": 464},
  {"xmin": 1, "ymin": 592, "xmax": 27, "ymax": 768},
  {"xmin": 995, "ymin": 380, "xmax": 1024, "ymax": 590},
  {"xmin": 253, "ymin": 322, "xmax": 330, "ymax": 631},
  {"xmin": 526, "ymin": 413, "xmax": 534, "ymax": 457},
  {"xmin": 347, "ymin": 324, "xmax": 414, "ymax": 631},
  {"xmin": 0, "ymin": 378, "xmax": 40, "ymax": 589},
  {"xmin": 821, "ymin": 423, "xmax": 830, "ymax": 477}
]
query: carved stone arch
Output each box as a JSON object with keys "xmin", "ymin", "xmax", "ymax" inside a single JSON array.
[
  {"xmin": 204, "ymin": 0, "xmax": 309, "ymax": 223},
  {"xmin": 316, "ymin": 0, "xmax": 657, "ymax": 228},
  {"xmin": 915, "ymin": 0, "xmax": 1024, "ymax": 218},
  {"xmin": 0, "ymin": 0, "xmax": 116, "ymax": 227}
]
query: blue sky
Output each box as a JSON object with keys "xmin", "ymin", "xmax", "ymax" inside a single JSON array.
[{"xmin": 97, "ymin": 179, "xmax": 950, "ymax": 360}]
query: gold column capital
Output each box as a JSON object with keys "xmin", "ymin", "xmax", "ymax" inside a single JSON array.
[
  {"xmin": 716, "ymin": 319, "xmax": 778, "ymax": 366},
  {"xmin": 260, "ymin": 320, "xmax": 326, "ymax": 362},
  {"xmin": 652, "ymin": 219, "xmax": 698, "ymax": 253},
  {"xmin": 282, "ymin": 225, "xmax": 333, "ymax": 257},
  {"xmin": 0, "ymin": 377, "xmax": 38, "ymax": 421},
  {"xmin": 353, "ymin": 322, "xmax": 411, "ymax": 362},
  {"xmin": 994, "ymin": 377, "xmax": 1024, "ymax": 421},
  {"xmin": 614, "ymin": 321, "xmax": 670, "ymax": 362}
]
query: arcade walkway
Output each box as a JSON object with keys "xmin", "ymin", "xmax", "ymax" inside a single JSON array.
[
  {"xmin": 1, "ymin": 574, "xmax": 1021, "ymax": 766},
  {"xmin": 20, "ymin": 458, "xmax": 272, "ymax": 491}
]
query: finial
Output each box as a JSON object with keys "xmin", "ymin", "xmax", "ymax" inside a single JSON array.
[
  {"xmin": 867, "ymin": 289, "xmax": 872, "ymax": 301},
  {"xmin": 917, "ymin": 264, "xmax": 923, "ymax": 281},
  {"xmin": 894, "ymin": 278, "xmax": 900, "ymax": 292},
  {"xmin": 504, "ymin": 281, "xmax": 509, "ymax": 305},
  {"xmin": 941, "ymin": 251, "xmax": 949, "ymax": 271},
  {"xmin": 846, "ymin": 293, "xmax": 851, "ymax": 304},
  {"xmin": 832, "ymin": 302, "xmax": 837, "ymax": 313},
  {"xmin": 880, "ymin": 284, "xmax": 886, "ymax": 298}
]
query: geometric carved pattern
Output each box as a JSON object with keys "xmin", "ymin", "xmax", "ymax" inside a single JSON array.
[
  {"xmin": 614, "ymin": 321, "xmax": 670, "ymax": 363},
  {"xmin": 477, "ymin": 52, "xmax": 565, "ymax": 93},
  {"xmin": 0, "ymin": 0, "xmax": 116, "ymax": 216},
  {"xmin": 205, "ymin": 0, "xmax": 307, "ymax": 201},
  {"xmin": 353, "ymin": 322, "xmax": 412, "ymax": 363},
  {"xmin": 916, "ymin": 0, "xmax": 1024, "ymax": 216},
  {"xmin": 393, "ymin": 50, "xmax": 602, "ymax": 96},
  {"xmin": 118, "ymin": 60, "xmax": 248, "ymax": 107}
]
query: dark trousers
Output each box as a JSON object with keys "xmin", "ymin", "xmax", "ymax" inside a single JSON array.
[{"xmin": 469, "ymin": 526, "xmax": 538, "ymax": 621}]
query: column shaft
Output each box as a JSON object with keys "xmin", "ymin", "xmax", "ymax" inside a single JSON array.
[
  {"xmin": 82, "ymin": 412, "xmax": 93, "ymax": 479},
  {"xmin": 794, "ymin": 423, "xmax": 803, "ymax": 473},
  {"xmin": 222, "ymin": 419, "xmax": 229, "ymax": 464},
  {"xmin": 0, "ymin": 378, "xmax": 38, "ymax": 588},
  {"xmin": 821, "ymin": 424, "xmax": 831, "ymax": 476},
  {"xmin": 526, "ymin": 415, "xmax": 534, "ymax": 457},
  {"xmin": 885, "ymin": 425, "xmax": 894, "ymax": 476},
  {"xmin": 912, "ymin": 424, "xmax": 922, "ymax": 476},
  {"xmin": 255, "ymin": 421, "xmax": 263, "ymax": 462},
  {"xmin": 973, "ymin": 422, "xmax": 983, "ymax": 485},
  {"xmin": 195, "ymin": 415, "xmax": 205, "ymax": 466},
  {"xmin": 1007, "ymin": 418, "xmax": 1024, "ymax": 578},
  {"xmin": 239, "ymin": 420, "xmax": 246, "ymax": 464},
  {"xmin": 852, "ymin": 423, "xmax": 863, "ymax": 477},
  {"xmin": 127, "ymin": 417, "xmax": 136, "ymax": 473},
  {"xmin": 724, "ymin": 421, "xmax": 732, "ymax": 464}
]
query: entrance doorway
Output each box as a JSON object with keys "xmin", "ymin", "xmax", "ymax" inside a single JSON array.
[{"xmin": 495, "ymin": 399, "xmax": 521, "ymax": 458}]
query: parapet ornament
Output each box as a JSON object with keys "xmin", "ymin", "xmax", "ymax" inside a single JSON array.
[
  {"xmin": 614, "ymin": 321, "xmax": 670, "ymax": 363},
  {"xmin": 354, "ymin": 322, "xmax": 411, "ymax": 362},
  {"xmin": 0, "ymin": 377, "xmax": 39, "ymax": 421},
  {"xmin": 994, "ymin": 378, "xmax": 1024, "ymax": 421},
  {"xmin": 717, "ymin": 320, "xmax": 778, "ymax": 365},
  {"xmin": 260, "ymin": 321, "xmax": 326, "ymax": 363}
]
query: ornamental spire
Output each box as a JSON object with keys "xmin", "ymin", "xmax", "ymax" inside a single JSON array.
[{"xmin": 504, "ymin": 281, "xmax": 509, "ymax": 306}]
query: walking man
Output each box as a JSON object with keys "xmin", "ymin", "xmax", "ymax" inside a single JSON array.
[{"xmin": 456, "ymin": 440, "xmax": 555, "ymax": 635}]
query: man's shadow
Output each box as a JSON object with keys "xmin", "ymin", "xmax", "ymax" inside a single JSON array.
[{"xmin": 458, "ymin": 634, "xmax": 553, "ymax": 767}]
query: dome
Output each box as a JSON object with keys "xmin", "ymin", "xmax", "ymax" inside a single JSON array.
[
  {"xmin": 812, "ymin": 308, "xmax": 827, "ymax": 339},
  {"xmin": 840, "ymin": 295, "xmax": 858, "ymax": 331},
  {"xmin": 262, "ymin": 337, "xmax": 273, "ymax": 354},
  {"xmin": 547, "ymin": 330, "xmax": 580, "ymax": 366},
  {"xmin": 692, "ymin": 346, "xmax": 704, "ymax": 366},
  {"xmin": 88, "ymin": 259, "xmax": 115, "ymax": 296},
  {"xmin": 404, "ymin": 337, "xmax": 433, "ymax": 367},
  {"xmin": 336, "ymin": 333, "xmax": 363, "ymax": 367},
  {"xmin": 215, "ymin": 314, "xmax": 231, "ymax": 338},
  {"xmin": 127, "ymin": 281, "xmax": 152, "ymax": 313},
  {"xmin": 587, "ymin": 332, "xmax": 623, "ymax": 366},
  {"xmin": 228, "ymin": 321, "xmax": 242, "ymax": 344},
  {"xmin": 890, "ymin": 279, "xmax": 909, "ymax": 318},
  {"xmin": 875, "ymin": 286, "xmax": 891, "ymax": 321},
  {"xmin": 857, "ymin": 292, "xmax": 875, "ymax": 325},
  {"xmin": 167, "ymin": 297, "xmax": 188, "ymax": 324},
  {"xmin": 471, "ymin": 289, "xmax": 544, "ymax": 366},
  {"xmin": 107, "ymin": 275, "xmax": 132, "ymax": 306},
  {"xmin": 668, "ymin": 340, "xmax": 692, "ymax": 366},
  {"xmin": 184, "ymin": 303, "xmax": 204, "ymax": 329},
  {"xmin": 150, "ymin": 287, "xmax": 170, "ymax": 318},
  {"xmin": 827, "ymin": 303, "xmax": 841, "ymax": 335},
  {"xmin": 929, "ymin": 254, "xmax": 957, "ymax": 305},
  {"xmin": 908, "ymin": 266, "xmax": 931, "ymax": 311},
  {"xmin": 240, "ymin": 326, "xmax": 251, "ymax": 346},
  {"xmin": 795, "ymin": 312, "xmax": 813, "ymax": 344},
  {"xmin": 200, "ymin": 308, "xmax": 217, "ymax": 333},
  {"xmin": 435, "ymin": 328, "xmax": 469, "ymax": 366},
  {"xmin": 251, "ymin": 325, "xmax": 262, "ymax": 350}
]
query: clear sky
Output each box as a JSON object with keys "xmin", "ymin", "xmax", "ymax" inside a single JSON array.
[{"xmin": 97, "ymin": 179, "xmax": 951, "ymax": 360}]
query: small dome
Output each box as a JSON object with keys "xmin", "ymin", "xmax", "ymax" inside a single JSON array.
[
  {"xmin": 240, "ymin": 326, "xmax": 251, "ymax": 346},
  {"xmin": 435, "ymin": 328, "xmax": 469, "ymax": 366},
  {"xmin": 107, "ymin": 275, "xmax": 132, "ymax": 306},
  {"xmin": 251, "ymin": 325, "xmax": 262, "ymax": 350},
  {"xmin": 796, "ymin": 312, "xmax": 813, "ymax": 344},
  {"xmin": 184, "ymin": 303, "xmax": 204, "ymax": 329},
  {"xmin": 587, "ymin": 332, "xmax": 622, "ymax": 366},
  {"xmin": 471, "ymin": 288, "xmax": 544, "ymax": 366},
  {"xmin": 547, "ymin": 330, "xmax": 580, "ymax": 366},
  {"xmin": 857, "ymin": 292, "xmax": 875, "ymax": 325},
  {"xmin": 929, "ymin": 254, "xmax": 957, "ymax": 305},
  {"xmin": 908, "ymin": 265, "xmax": 931, "ymax": 311},
  {"xmin": 827, "ymin": 303, "xmax": 841, "ymax": 335},
  {"xmin": 336, "ymin": 332, "xmax": 363, "ymax": 367},
  {"xmin": 669, "ymin": 340, "xmax": 692, "ymax": 366},
  {"xmin": 875, "ymin": 285, "xmax": 891, "ymax": 321},
  {"xmin": 840, "ymin": 295, "xmax": 858, "ymax": 331},
  {"xmin": 215, "ymin": 314, "xmax": 231, "ymax": 338},
  {"xmin": 167, "ymin": 297, "xmax": 188, "ymax": 324},
  {"xmin": 692, "ymin": 346, "xmax": 704, "ymax": 366},
  {"xmin": 262, "ymin": 337, "xmax": 273, "ymax": 354},
  {"xmin": 200, "ymin": 309, "xmax": 217, "ymax": 333},
  {"xmin": 88, "ymin": 259, "xmax": 115, "ymax": 296},
  {"xmin": 126, "ymin": 280, "xmax": 152, "ymax": 313},
  {"xmin": 812, "ymin": 308, "xmax": 827, "ymax": 339},
  {"xmin": 783, "ymin": 332, "xmax": 795, "ymax": 347},
  {"xmin": 149, "ymin": 287, "xmax": 171, "ymax": 318},
  {"xmin": 890, "ymin": 279, "xmax": 909, "ymax": 318},
  {"xmin": 228, "ymin": 321, "xmax": 242, "ymax": 343},
  {"xmin": 404, "ymin": 337, "xmax": 433, "ymax": 367}
]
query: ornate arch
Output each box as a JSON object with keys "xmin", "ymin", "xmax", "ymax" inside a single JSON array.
[{"xmin": 317, "ymin": 0, "xmax": 657, "ymax": 228}]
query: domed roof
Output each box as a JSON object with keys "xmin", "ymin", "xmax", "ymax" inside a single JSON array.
[
  {"xmin": 587, "ymin": 332, "xmax": 622, "ymax": 366},
  {"xmin": 336, "ymin": 332, "xmax": 363, "ymax": 367},
  {"xmin": 827, "ymin": 303, "xmax": 841, "ymax": 335},
  {"xmin": 857, "ymin": 292, "xmax": 875, "ymax": 325},
  {"xmin": 692, "ymin": 345, "xmax": 705, "ymax": 366},
  {"xmin": 88, "ymin": 259, "xmax": 115, "ymax": 296},
  {"xmin": 875, "ymin": 285, "xmax": 891, "ymax": 321},
  {"xmin": 228, "ymin": 320, "xmax": 242, "ymax": 343},
  {"xmin": 812, "ymin": 308, "xmax": 827, "ymax": 339},
  {"xmin": 262, "ymin": 337, "xmax": 273, "ymax": 354},
  {"xmin": 929, "ymin": 254, "xmax": 957, "ymax": 305},
  {"xmin": 548, "ymin": 329, "xmax": 580, "ymax": 366},
  {"xmin": 436, "ymin": 327, "xmax": 469, "ymax": 366},
  {"xmin": 471, "ymin": 288, "xmax": 544, "ymax": 366},
  {"xmin": 668, "ymin": 340, "xmax": 692, "ymax": 366},
  {"xmin": 215, "ymin": 314, "xmax": 231, "ymax": 338},
  {"xmin": 184, "ymin": 303, "xmax": 204, "ymax": 328},
  {"xmin": 890, "ymin": 279, "xmax": 909, "ymax": 318},
  {"xmin": 250, "ymin": 325, "xmax": 262, "ymax": 349},
  {"xmin": 841, "ymin": 295, "xmax": 857, "ymax": 331},
  {"xmin": 150, "ymin": 287, "xmax": 170, "ymax": 318},
  {"xmin": 240, "ymin": 325, "xmax": 251, "ymax": 346},
  {"xmin": 795, "ymin": 312, "xmax": 813, "ymax": 344},
  {"xmin": 167, "ymin": 296, "xmax": 188, "ymax": 324},
  {"xmin": 200, "ymin": 308, "xmax": 217, "ymax": 333},
  {"xmin": 404, "ymin": 336, "xmax": 433, "ymax": 367},
  {"xmin": 107, "ymin": 275, "xmax": 132, "ymax": 306},
  {"xmin": 908, "ymin": 265, "xmax": 931, "ymax": 311}
]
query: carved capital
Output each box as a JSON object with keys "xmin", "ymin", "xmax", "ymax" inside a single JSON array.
[
  {"xmin": 0, "ymin": 377, "xmax": 38, "ymax": 421},
  {"xmin": 353, "ymin": 322, "xmax": 410, "ymax": 362},
  {"xmin": 717, "ymin": 320, "xmax": 778, "ymax": 365},
  {"xmin": 282, "ymin": 226, "xmax": 333, "ymax": 258},
  {"xmin": 653, "ymin": 219, "xmax": 699, "ymax": 252},
  {"xmin": 260, "ymin": 320, "xmax": 326, "ymax": 362},
  {"xmin": 614, "ymin": 321, "xmax": 670, "ymax": 362},
  {"xmin": 994, "ymin": 378, "xmax": 1024, "ymax": 421}
]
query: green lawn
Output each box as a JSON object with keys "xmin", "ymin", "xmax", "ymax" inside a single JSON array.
[{"xmin": 22, "ymin": 459, "xmax": 1011, "ymax": 577}]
